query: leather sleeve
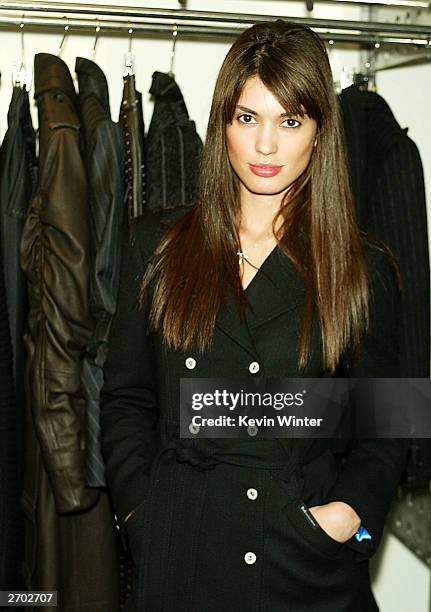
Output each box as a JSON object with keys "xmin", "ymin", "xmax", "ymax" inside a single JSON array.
[
  {"xmin": 20, "ymin": 126, "xmax": 98, "ymax": 513},
  {"xmin": 324, "ymin": 246, "xmax": 410, "ymax": 554}
]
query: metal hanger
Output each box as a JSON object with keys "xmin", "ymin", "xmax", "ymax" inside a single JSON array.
[
  {"xmin": 91, "ymin": 18, "xmax": 101, "ymax": 61},
  {"xmin": 168, "ymin": 23, "xmax": 178, "ymax": 77},
  {"xmin": 58, "ymin": 15, "xmax": 70, "ymax": 57},
  {"xmin": 12, "ymin": 15, "xmax": 32, "ymax": 91},
  {"xmin": 363, "ymin": 48, "xmax": 378, "ymax": 92},
  {"xmin": 339, "ymin": 65, "xmax": 355, "ymax": 90},
  {"xmin": 123, "ymin": 22, "xmax": 135, "ymax": 77}
]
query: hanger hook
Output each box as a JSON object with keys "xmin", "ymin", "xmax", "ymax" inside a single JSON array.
[
  {"xmin": 91, "ymin": 18, "xmax": 101, "ymax": 60},
  {"xmin": 20, "ymin": 14, "xmax": 25, "ymax": 66},
  {"xmin": 58, "ymin": 15, "xmax": 70, "ymax": 57},
  {"xmin": 123, "ymin": 22, "xmax": 134, "ymax": 77},
  {"xmin": 169, "ymin": 23, "xmax": 178, "ymax": 75},
  {"xmin": 128, "ymin": 22, "xmax": 133, "ymax": 54},
  {"xmin": 13, "ymin": 13, "xmax": 32, "ymax": 90}
]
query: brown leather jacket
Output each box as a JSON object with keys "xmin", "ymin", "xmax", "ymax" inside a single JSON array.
[{"xmin": 21, "ymin": 53, "xmax": 98, "ymax": 514}]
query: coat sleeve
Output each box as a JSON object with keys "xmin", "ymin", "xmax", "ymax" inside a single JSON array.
[
  {"xmin": 324, "ymin": 245, "xmax": 410, "ymax": 553},
  {"xmin": 100, "ymin": 220, "xmax": 160, "ymax": 529}
]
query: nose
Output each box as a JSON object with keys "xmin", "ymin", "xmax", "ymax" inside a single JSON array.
[{"xmin": 255, "ymin": 124, "xmax": 278, "ymax": 156}]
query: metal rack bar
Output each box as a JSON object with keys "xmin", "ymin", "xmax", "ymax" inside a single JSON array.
[
  {"xmin": 1, "ymin": 2, "xmax": 431, "ymax": 36},
  {"xmin": 320, "ymin": 0, "xmax": 428, "ymax": 7},
  {"xmin": 0, "ymin": 2, "xmax": 430, "ymax": 48},
  {"xmin": 1, "ymin": 0, "xmax": 431, "ymax": 15}
]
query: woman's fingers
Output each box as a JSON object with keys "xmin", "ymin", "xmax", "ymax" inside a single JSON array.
[{"xmin": 308, "ymin": 501, "xmax": 361, "ymax": 543}]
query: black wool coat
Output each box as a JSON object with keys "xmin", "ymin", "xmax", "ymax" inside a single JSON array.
[{"xmin": 100, "ymin": 209, "xmax": 409, "ymax": 612}]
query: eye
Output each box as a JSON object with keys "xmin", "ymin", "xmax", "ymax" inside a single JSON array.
[
  {"xmin": 237, "ymin": 113, "xmax": 256, "ymax": 124},
  {"xmin": 282, "ymin": 118, "xmax": 301, "ymax": 128}
]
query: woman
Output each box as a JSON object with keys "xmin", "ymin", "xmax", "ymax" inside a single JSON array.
[{"xmin": 101, "ymin": 20, "xmax": 408, "ymax": 612}]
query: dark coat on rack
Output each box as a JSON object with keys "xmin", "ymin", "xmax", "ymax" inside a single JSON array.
[
  {"xmin": 76, "ymin": 56, "xmax": 125, "ymax": 488},
  {"xmin": 0, "ymin": 87, "xmax": 36, "ymax": 594},
  {"xmin": 339, "ymin": 85, "xmax": 430, "ymax": 379},
  {"xmin": 101, "ymin": 208, "xmax": 409, "ymax": 612},
  {"xmin": 0, "ymin": 217, "xmax": 21, "ymax": 594},
  {"xmin": 339, "ymin": 83, "xmax": 431, "ymax": 570},
  {"xmin": 19, "ymin": 53, "xmax": 119, "ymax": 611},
  {"xmin": 0, "ymin": 86, "xmax": 36, "ymax": 419},
  {"xmin": 145, "ymin": 71, "xmax": 202, "ymax": 212}
]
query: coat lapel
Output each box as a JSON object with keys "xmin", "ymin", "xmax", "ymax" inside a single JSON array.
[
  {"xmin": 244, "ymin": 245, "xmax": 305, "ymax": 329},
  {"xmin": 215, "ymin": 291, "xmax": 259, "ymax": 359},
  {"xmin": 215, "ymin": 245, "xmax": 305, "ymax": 355}
]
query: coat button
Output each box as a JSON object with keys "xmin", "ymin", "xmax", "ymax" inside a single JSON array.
[
  {"xmin": 244, "ymin": 552, "xmax": 257, "ymax": 565},
  {"xmin": 247, "ymin": 424, "xmax": 258, "ymax": 437},
  {"xmin": 189, "ymin": 423, "xmax": 200, "ymax": 434},
  {"xmin": 249, "ymin": 361, "xmax": 260, "ymax": 374},
  {"xmin": 185, "ymin": 357, "xmax": 196, "ymax": 369},
  {"xmin": 246, "ymin": 488, "xmax": 258, "ymax": 500}
]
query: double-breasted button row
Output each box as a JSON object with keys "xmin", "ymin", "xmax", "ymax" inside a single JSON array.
[
  {"xmin": 243, "ymin": 488, "xmax": 259, "ymax": 565},
  {"xmin": 185, "ymin": 357, "xmax": 261, "ymax": 374}
]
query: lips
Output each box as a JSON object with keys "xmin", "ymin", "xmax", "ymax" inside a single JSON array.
[{"xmin": 249, "ymin": 163, "xmax": 283, "ymax": 177}]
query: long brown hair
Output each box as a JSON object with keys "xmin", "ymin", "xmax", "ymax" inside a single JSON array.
[{"xmin": 140, "ymin": 20, "xmax": 369, "ymax": 373}]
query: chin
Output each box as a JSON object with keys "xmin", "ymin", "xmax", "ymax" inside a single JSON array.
[{"xmin": 245, "ymin": 181, "xmax": 290, "ymax": 197}]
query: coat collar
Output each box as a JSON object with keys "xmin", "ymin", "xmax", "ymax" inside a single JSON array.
[{"xmin": 215, "ymin": 245, "xmax": 305, "ymax": 357}]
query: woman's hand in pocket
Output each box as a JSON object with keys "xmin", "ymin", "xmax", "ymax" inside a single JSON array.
[{"xmin": 307, "ymin": 501, "xmax": 361, "ymax": 543}]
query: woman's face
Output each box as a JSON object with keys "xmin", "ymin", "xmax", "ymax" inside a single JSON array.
[{"xmin": 226, "ymin": 77, "xmax": 317, "ymax": 204}]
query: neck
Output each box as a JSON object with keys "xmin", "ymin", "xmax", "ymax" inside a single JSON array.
[{"xmin": 239, "ymin": 190, "xmax": 284, "ymax": 241}]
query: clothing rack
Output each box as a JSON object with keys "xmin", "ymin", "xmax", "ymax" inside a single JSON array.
[{"xmin": 0, "ymin": 2, "xmax": 431, "ymax": 48}]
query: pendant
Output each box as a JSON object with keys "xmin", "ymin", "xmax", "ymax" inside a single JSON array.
[{"xmin": 237, "ymin": 250, "xmax": 249, "ymax": 265}]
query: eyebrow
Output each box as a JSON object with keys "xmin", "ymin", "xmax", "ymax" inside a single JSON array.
[{"xmin": 236, "ymin": 105, "xmax": 299, "ymax": 119}]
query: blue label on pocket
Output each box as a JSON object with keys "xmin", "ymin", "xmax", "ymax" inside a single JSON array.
[{"xmin": 354, "ymin": 525, "xmax": 372, "ymax": 542}]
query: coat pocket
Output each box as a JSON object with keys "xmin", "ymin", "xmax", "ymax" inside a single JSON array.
[{"xmin": 284, "ymin": 498, "xmax": 357, "ymax": 561}]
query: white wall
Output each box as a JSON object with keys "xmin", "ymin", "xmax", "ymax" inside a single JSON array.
[
  {"xmin": 0, "ymin": 1, "xmax": 429, "ymax": 610},
  {"xmin": 372, "ymin": 528, "xmax": 431, "ymax": 612}
]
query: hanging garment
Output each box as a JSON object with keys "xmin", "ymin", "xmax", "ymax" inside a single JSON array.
[
  {"xmin": 339, "ymin": 84, "xmax": 431, "ymax": 567},
  {"xmin": 146, "ymin": 71, "xmax": 202, "ymax": 211},
  {"xmin": 20, "ymin": 53, "xmax": 119, "ymax": 611},
  {"xmin": 0, "ymin": 219, "xmax": 21, "ymax": 594},
  {"xmin": 388, "ymin": 483, "xmax": 431, "ymax": 569},
  {"xmin": 0, "ymin": 86, "xmax": 36, "ymax": 395},
  {"xmin": 0, "ymin": 87, "xmax": 36, "ymax": 594},
  {"xmin": 339, "ymin": 84, "xmax": 430, "ymax": 378},
  {"xmin": 119, "ymin": 73, "xmax": 146, "ymax": 221},
  {"xmin": 76, "ymin": 56, "xmax": 125, "ymax": 488},
  {"xmin": 339, "ymin": 84, "xmax": 431, "ymax": 483}
]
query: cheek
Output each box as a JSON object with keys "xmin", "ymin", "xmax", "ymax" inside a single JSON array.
[
  {"xmin": 226, "ymin": 128, "xmax": 249, "ymax": 162},
  {"xmin": 286, "ymin": 136, "xmax": 315, "ymax": 168},
  {"xmin": 226, "ymin": 131, "xmax": 235, "ymax": 160}
]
